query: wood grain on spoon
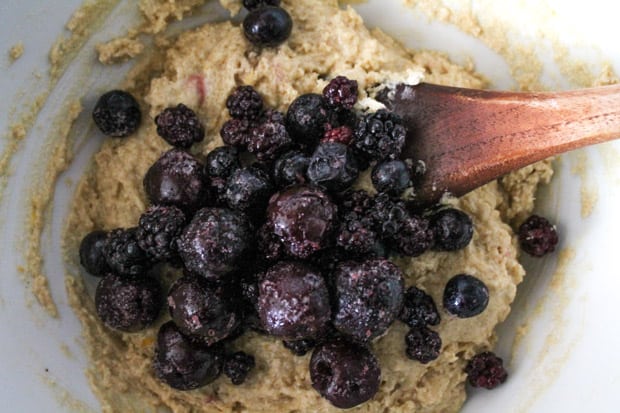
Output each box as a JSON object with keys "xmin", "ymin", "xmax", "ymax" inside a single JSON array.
[{"xmin": 379, "ymin": 83, "xmax": 620, "ymax": 205}]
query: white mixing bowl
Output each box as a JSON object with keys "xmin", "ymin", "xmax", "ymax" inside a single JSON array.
[{"xmin": 1, "ymin": 1, "xmax": 619, "ymax": 411}]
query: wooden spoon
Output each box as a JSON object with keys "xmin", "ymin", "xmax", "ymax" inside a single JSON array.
[{"xmin": 377, "ymin": 82, "xmax": 620, "ymax": 205}]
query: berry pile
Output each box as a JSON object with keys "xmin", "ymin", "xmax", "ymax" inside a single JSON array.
[{"xmin": 80, "ymin": 75, "xmax": 560, "ymax": 409}]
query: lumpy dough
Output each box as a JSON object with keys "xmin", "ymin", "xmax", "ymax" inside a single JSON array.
[{"xmin": 65, "ymin": 0, "xmax": 553, "ymax": 412}]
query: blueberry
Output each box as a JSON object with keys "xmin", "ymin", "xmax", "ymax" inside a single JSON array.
[
  {"xmin": 167, "ymin": 276, "xmax": 239, "ymax": 345},
  {"xmin": 205, "ymin": 146, "xmax": 240, "ymax": 178},
  {"xmin": 243, "ymin": 6, "xmax": 293, "ymax": 48},
  {"xmin": 371, "ymin": 159, "xmax": 412, "ymax": 196},
  {"xmin": 443, "ymin": 274, "xmax": 489, "ymax": 318},
  {"xmin": 243, "ymin": 0, "xmax": 280, "ymax": 11},
  {"xmin": 224, "ymin": 166, "xmax": 274, "ymax": 217},
  {"xmin": 309, "ymin": 339, "xmax": 381, "ymax": 409},
  {"xmin": 272, "ymin": 150, "xmax": 310, "ymax": 188},
  {"xmin": 177, "ymin": 207, "xmax": 254, "ymax": 277},
  {"xmin": 79, "ymin": 230, "xmax": 110, "ymax": 276},
  {"xmin": 307, "ymin": 142, "xmax": 359, "ymax": 192},
  {"xmin": 430, "ymin": 208, "xmax": 474, "ymax": 251},
  {"xmin": 286, "ymin": 93, "xmax": 331, "ymax": 148},
  {"xmin": 143, "ymin": 149, "xmax": 209, "ymax": 213},
  {"xmin": 265, "ymin": 185, "xmax": 337, "ymax": 259},
  {"xmin": 258, "ymin": 261, "xmax": 331, "ymax": 340},
  {"xmin": 95, "ymin": 273, "xmax": 162, "ymax": 332},
  {"xmin": 333, "ymin": 259, "xmax": 404, "ymax": 342},
  {"xmin": 92, "ymin": 90, "xmax": 141, "ymax": 137},
  {"xmin": 153, "ymin": 321, "xmax": 222, "ymax": 390}
]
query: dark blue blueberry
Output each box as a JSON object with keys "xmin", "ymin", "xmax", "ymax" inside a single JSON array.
[
  {"xmin": 243, "ymin": 6, "xmax": 292, "ymax": 48},
  {"xmin": 92, "ymin": 90, "xmax": 141, "ymax": 137},
  {"xmin": 430, "ymin": 208, "xmax": 474, "ymax": 251},
  {"xmin": 443, "ymin": 274, "xmax": 489, "ymax": 318},
  {"xmin": 371, "ymin": 159, "xmax": 412, "ymax": 196},
  {"xmin": 307, "ymin": 142, "xmax": 359, "ymax": 192},
  {"xmin": 79, "ymin": 230, "xmax": 110, "ymax": 276}
]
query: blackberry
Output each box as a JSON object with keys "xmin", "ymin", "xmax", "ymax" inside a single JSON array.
[
  {"xmin": 226, "ymin": 86, "xmax": 264, "ymax": 120},
  {"xmin": 353, "ymin": 109, "xmax": 406, "ymax": 163},
  {"xmin": 257, "ymin": 222, "xmax": 286, "ymax": 262},
  {"xmin": 153, "ymin": 321, "xmax": 222, "ymax": 390},
  {"xmin": 371, "ymin": 159, "xmax": 412, "ymax": 196},
  {"xmin": 258, "ymin": 261, "xmax": 331, "ymax": 340},
  {"xmin": 205, "ymin": 146, "xmax": 240, "ymax": 178},
  {"xmin": 272, "ymin": 150, "xmax": 310, "ymax": 188},
  {"xmin": 322, "ymin": 76, "xmax": 358, "ymax": 110},
  {"xmin": 92, "ymin": 90, "xmax": 141, "ymax": 137},
  {"xmin": 243, "ymin": 0, "xmax": 280, "ymax": 10},
  {"xmin": 154, "ymin": 103, "xmax": 204, "ymax": 148},
  {"xmin": 243, "ymin": 6, "xmax": 293, "ymax": 48},
  {"xmin": 282, "ymin": 339, "xmax": 316, "ymax": 356},
  {"xmin": 136, "ymin": 205, "xmax": 186, "ymax": 262},
  {"xmin": 247, "ymin": 109, "xmax": 292, "ymax": 162},
  {"xmin": 307, "ymin": 142, "xmax": 360, "ymax": 192},
  {"xmin": 286, "ymin": 93, "xmax": 331, "ymax": 149},
  {"xmin": 220, "ymin": 117, "xmax": 256, "ymax": 147},
  {"xmin": 333, "ymin": 259, "xmax": 404, "ymax": 342},
  {"xmin": 390, "ymin": 214, "xmax": 434, "ymax": 257},
  {"xmin": 143, "ymin": 149, "xmax": 209, "ymax": 213},
  {"xmin": 310, "ymin": 339, "xmax": 381, "ymax": 409},
  {"xmin": 178, "ymin": 208, "xmax": 254, "ymax": 276},
  {"xmin": 224, "ymin": 166, "xmax": 274, "ymax": 217},
  {"xmin": 405, "ymin": 326, "xmax": 442, "ymax": 364},
  {"xmin": 95, "ymin": 273, "xmax": 162, "ymax": 332},
  {"xmin": 518, "ymin": 215, "xmax": 559, "ymax": 257},
  {"xmin": 265, "ymin": 185, "xmax": 338, "ymax": 259},
  {"xmin": 104, "ymin": 228, "xmax": 150, "ymax": 276},
  {"xmin": 322, "ymin": 125, "xmax": 353, "ymax": 145},
  {"xmin": 79, "ymin": 230, "xmax": 110, "ymax": 276},
  {"xmin": 465, "ymin": 351, "xmax": 508, "ymax": 389},
  {"xmin": 223, "ymin": 352, "xmax": 255, "ymax": 385},
  {"xmin": 430, "ymin": 208, "xmax": 474, "ymax": 251},
  {"xmin": 398, "ymin": 286, "xmax": 440, "ymax": 328},
  {"xmin": 443, "ymin": 274, "xmax": 489, "ymax": 318},
  {"xmin": 336, "ymin": 214, "xmax": 378, "ymax": 256},
  {"xmin": 368, "ymin": 193, "xmax": 408, "ymax": 238}
]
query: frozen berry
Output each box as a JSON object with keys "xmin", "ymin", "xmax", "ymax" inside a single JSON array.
[
  {"xmin": 220, "ymin": 117, "xmax": 256, "ymax": 147},
  {"xmin": 333, "ymin": 259, "xmax": 404, "ymax": 342},
  {"xmin": 307, "ymin": 142, "xmax": 359, "ymax": 192},
  {"xmin": 282, "ymin": 339, "xmax": 316, "ymax": 356},
  {"xmin": 168, "ymin": 276, "xmax": 239, "ymax": 345},
  {"xmin": 322, "ymin": 125, "xmax": 353, "ymax": 145},
  {"xmin": 398, "ymin": 286, "xmax": 440, "ymax": 328},
  {"xmin": 224, "ymin": 166, "xmax": 274, "ymax": 216},
  {"xmin": 443, "ymin": 274, "xmax": 489, "ymax": 318},
  {"xmin": 95, "ymin": 273, "xmax": 162, "ymax": 332},
  {"xmin": 243, "ymin": 0, "xmax": 280, "ymax": 10},
  {"xmin": 92, "ymin": 90, "xmax": 141, "ymax": 137},
  {"xmin": 178, "ymin": 208, "xmax": 253, "ymax": 276},
  {"xmin": 465, "ymin": 351, "xmax": 508, "ymax": 389},
  {"xmin": 247, "ymin": 109, "xmax": 292, "ymax": 162},
  {"xmin": 371, "ymin": 159, "xmax": 412, "ymax": 196},
  {"xmin": 137, "ymin": 205, "xmax": 186, "ymax": 262},
  {"xmin": 323, "ymin": 76, "xmax": 358, "ymax": 110},
  {"xmin": 390, "ymin": 214, "xmax": 434, "ymax": 257},
  {"xmin": 243, "ymin": 6, "xmax": 292, "ymax": 48},
  {"xmin": 431, "ymin": 208, "xmax": 474, "ymax": 251},
  {"xmin": 286, "ymin": 93, "xmax": 331, "ymax": 148},
  {"xmin": 153, "ymin": 321, "xmax": 222, "ymax": 390},
  {"xmin": 226, "ymin": 85, "xmax": 264, "ymax": 120},
  {"xmin": 518, "ymin": 215, "xmax": 559, "ymax": 257},
  {"xmin": 223, "ymin": 351, "xmax": 255, "ymax": 385},
  {"xmin": 353, "ymin": 109, "xmax": 406, "ymax": 163},
  {"xmin": 368, "ymin": 193, "xmax": 408, "ymax": 238},
  {"xmin": 154, "ymin": 103, "xmax": 204, "ymax": 148},
  {"xmin": 79, "ymin": 230, "xmax": 110, "ymax": 276},
  {"xmin": 143, "ymin": 149, "xmax": 209, "ymax": 213},
  {"xmin": 405, "ymin": 326, "xmax": 441, "ymax": 364},
  {"xmin": 258, "ymin": 261, "xmax": 331, "ymax": 340},
  {"xmin": 265, "ymin": 185, "xmax": 337, "ymax": 259},
  {"xmin": 104, "ymin": 228, "xmax": 150, "ymax": 276},
  {"xmin": 205, "ymin": 146, "xmax": 240, "ymax": 178},
  {"xmin": 310, "ymin": 339, "xmax": 381, "ymax": 409},
  {"xmin": 272, "ymin": 150, "xmax": 310, "ymax": 188}
]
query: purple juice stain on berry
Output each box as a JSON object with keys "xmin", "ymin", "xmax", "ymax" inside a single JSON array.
[
  {"xmin": 79, "ymin": 230, "xmax": 110, "ymax": 276},
  {"xmin": 95, "ymin": 273, "xmax": 162, "ymax": 332},
  {"xmin": 265, "ymin": 185, "xmax": 337, "ymax": 259},
  {"xmin": 465, "ymin": 351, "xmax": 508, "ymax": 389},
  {"xmin": 92, "ymin": 90, "xmax": 141, "ymax": 137},
  {"xmin": 153, "ymin": 321, "xmax": 222, "ymax": 390},
  {"xmin": 443, "ymin": 273, "xmax": 489, "ymax": 318},
  {"xmin": 518, "ymin": 214, "xmax": 559, "ymax": 257},
  {"xmin": 154, "ymin": 103, "xmax": 204, "ymax": 148},
  {"xmin": 258, "ymin": 261, "xmax": 331, "ymax": 340},
  {"xmin": 309, "ymin": 339, "xmax": 381, "ymax": 409}
]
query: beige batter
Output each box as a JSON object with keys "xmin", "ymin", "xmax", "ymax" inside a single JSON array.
[{"xmin": 64, "ymin": 0, "xmax": 552, "ymax": 412}]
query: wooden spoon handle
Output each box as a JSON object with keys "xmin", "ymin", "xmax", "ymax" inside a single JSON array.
[{"xmin": 385, "ymin": 83, "xmax": 620, "ymax": 204}]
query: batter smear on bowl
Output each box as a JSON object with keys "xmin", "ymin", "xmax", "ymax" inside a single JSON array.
[{"xmin": 65, "ymin": 0, "xmax": 556, "ymax": 412}]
